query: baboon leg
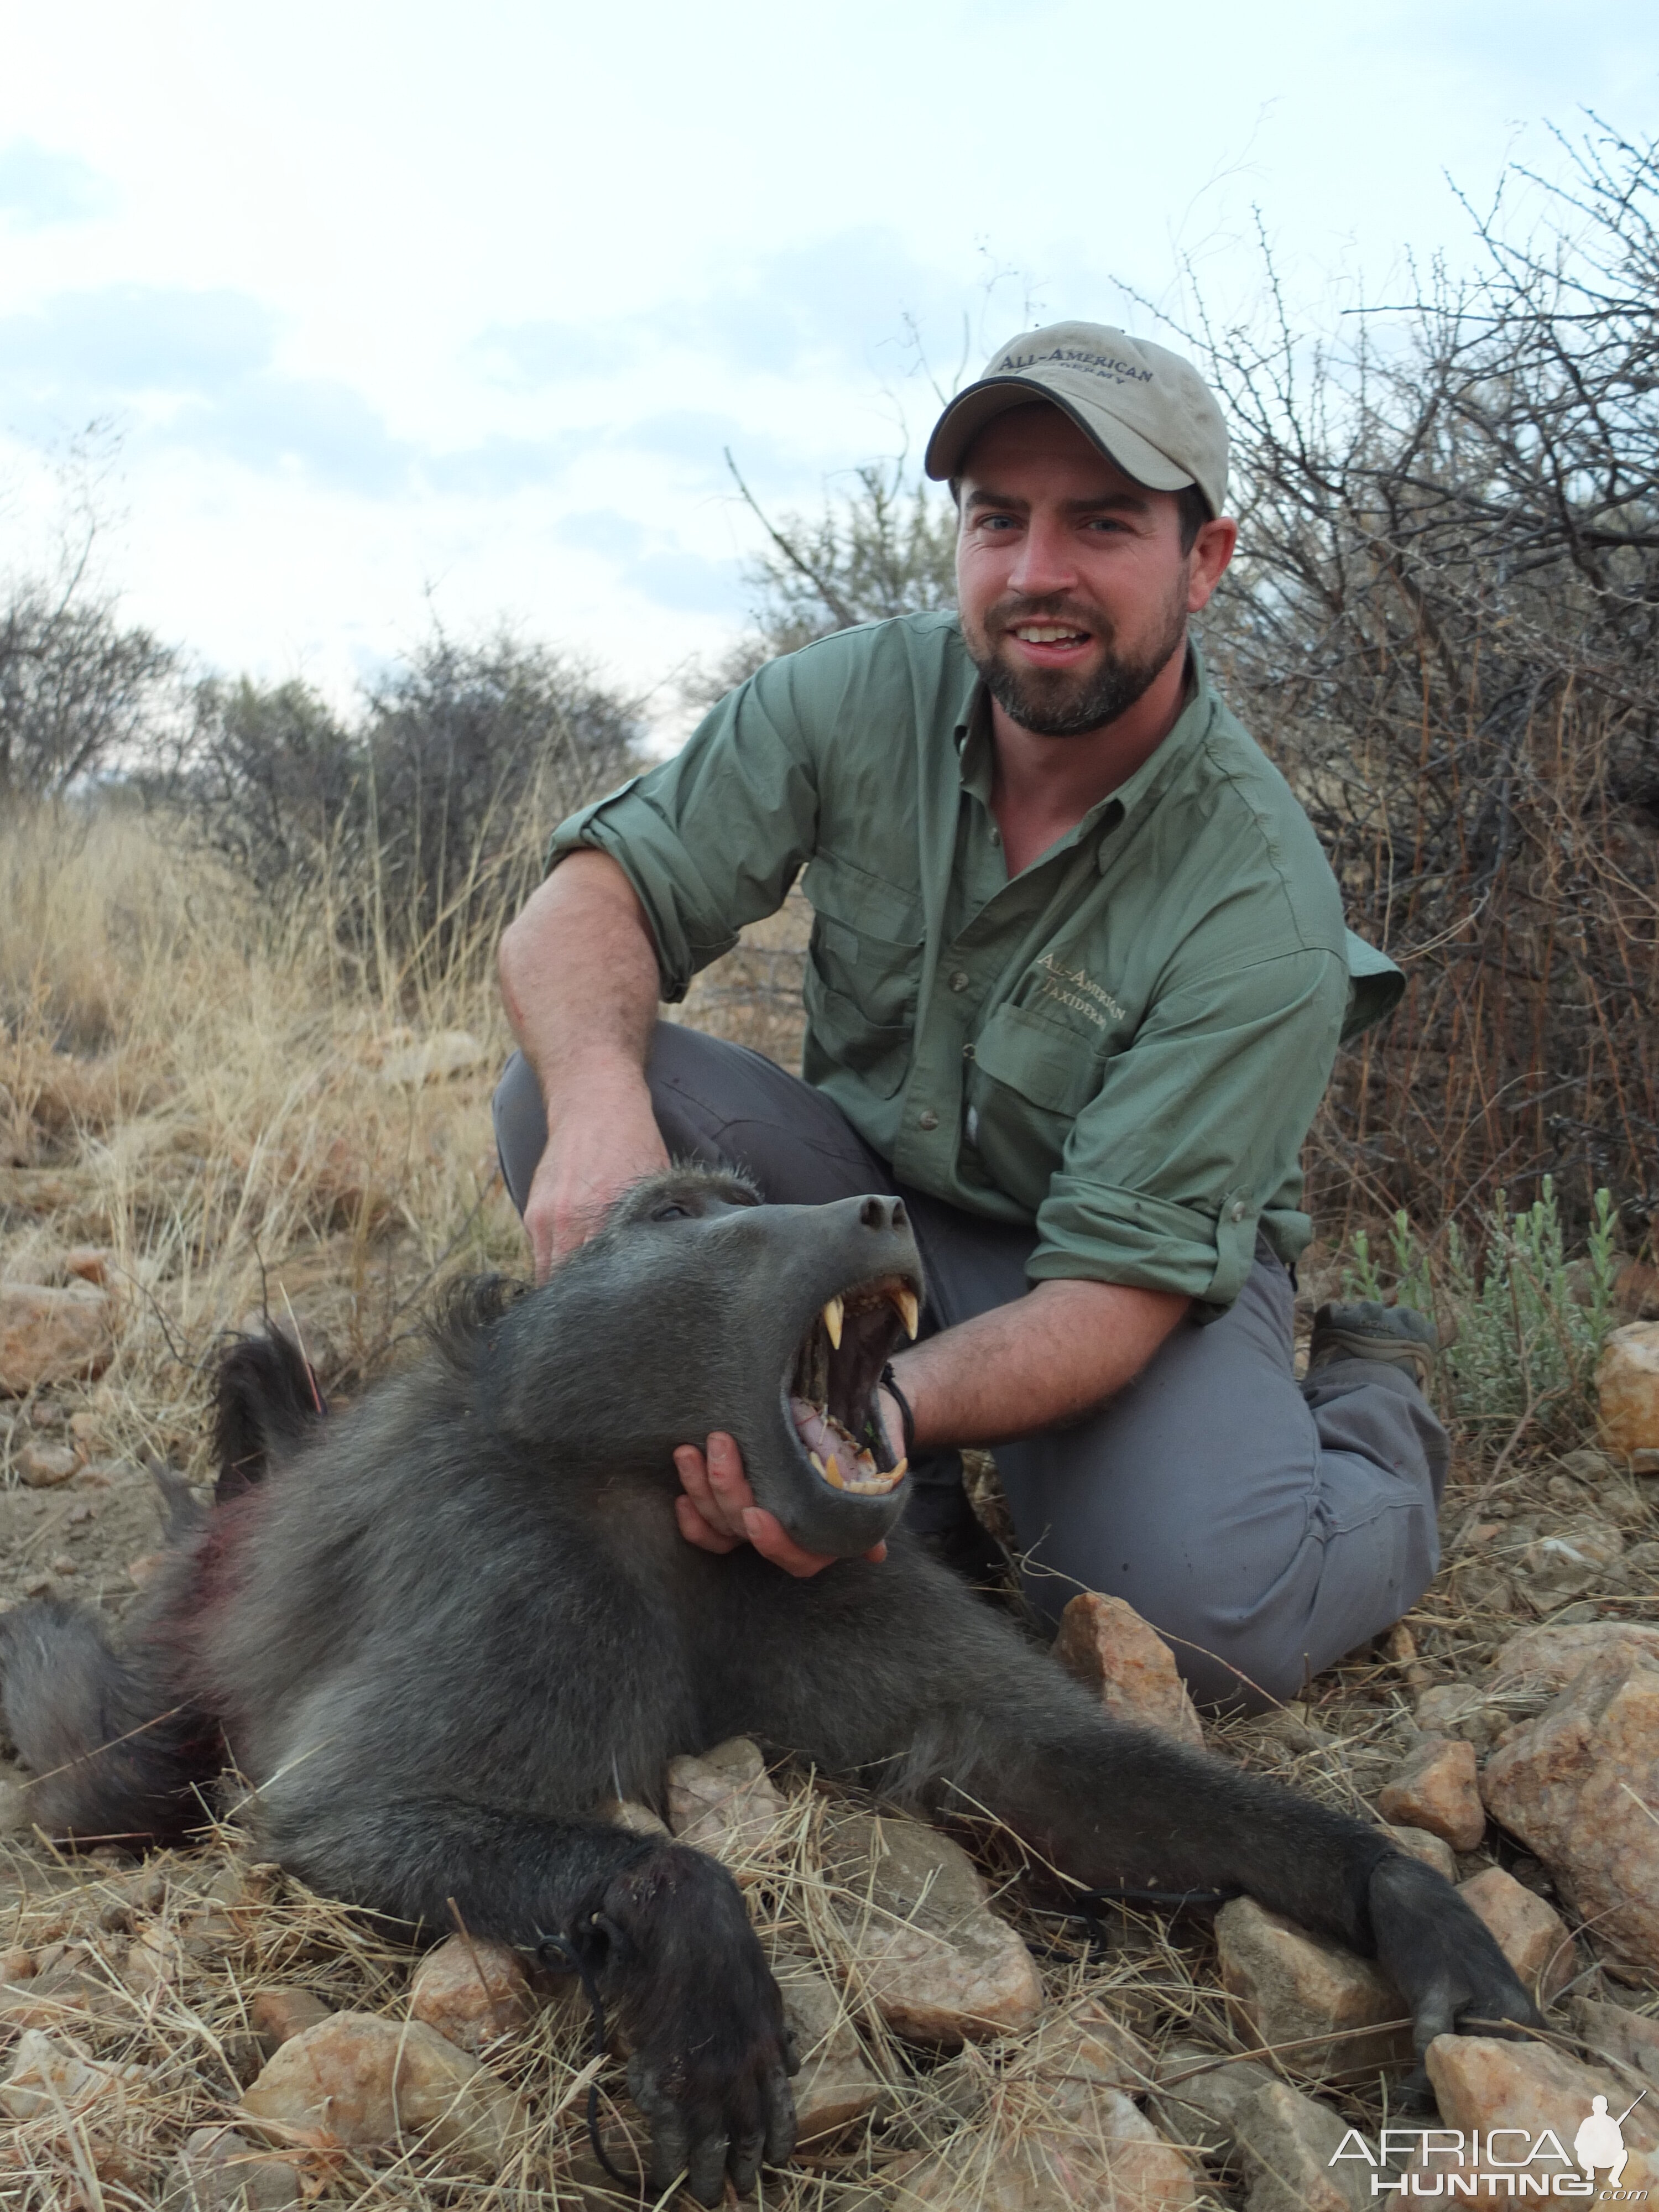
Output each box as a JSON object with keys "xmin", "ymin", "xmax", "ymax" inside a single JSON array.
[
  {"xmin": 257, "ymin": 1782, "xmax": 795, "ymax": 2207},
  {"xmin": 729, "ymin": 1557, "xmax": 1538, "ymax": 2058},
  {"xmin": 0, "ymin": 1596, "xmax": 220, "ymax": 1846}
]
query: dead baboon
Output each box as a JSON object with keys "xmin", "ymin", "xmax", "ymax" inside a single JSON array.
[{"xmin": 0, "ymin": 1169, "xmax": 1537, "ymax": 2204}]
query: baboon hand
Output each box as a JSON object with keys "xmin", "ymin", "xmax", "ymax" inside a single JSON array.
[
  {"xmin": 1367, "ymin": 1852, "xmax": 1543, "ymax": 2079},
  {"xmin": 602, "ymin": 1845, "xmax": 797, "ymax": 2205}
]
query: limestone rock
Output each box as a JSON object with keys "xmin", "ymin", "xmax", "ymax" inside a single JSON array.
[
  {"xmin": 1214, "ymin": 1897, "xmax": 1412, "ymax": 2081},
  {"xmin": 825, "ymin": 1811, "xmax": 1042, "ymax": 2047},
  {"xmin": 1414, "ymin": 1682, "xmax": 1504, "ymax": 1747},
  {"xmin": 409, "ymin": 1936, "xmax": 534, "ymax": 2053},
  {"xmin": 1480, "ymin": 1644, "xmax": 1659, "ymax": 1980},
  {"xmin": 1420, "ymin": 2033, "xmax": 1659, "ymax": 2205},
  {"xmin": 595, "ymin": 1796, "xmax": 670, "ymax": 1838},
  {"xmin": 889, "ymin": 2081, "xmax": 1199, "ymax": 2209},
  {"xmin": 17, "ymin": 1438, "xmax": 79, "ymax": 1486},
  {"xmin": 0, "ymin": 2026, "xmax": 144, "ymax": 2120},
  {"xmin": 248, "ymin": 1987, "xmax": 333, "ymax": 2053},
  {"xmin": 1599, "ymin": 1319, "xmax": 1659, "ymax": 1458},
  {"xmin": 1516, "ymin": 1516, "xmax": 1624, "ymax": 1599},
  {"xmin": 1232, "ymin": 2079, "xmax": 1369, "ymax": 2212},
  {"xmin": 0, "ymin": 1281, "xmax": 115, "ymax": 1394},
  {"xmin": 1456, "ymin": 1866, "xmax": 1576, "ymax": 2007},
  {"xmin": 1574, "ymin": 1997, "xmax": 1659, "ymax": 2085},
  {"xmin": 162, "ymin": 2125, "xmax": 302, "ymax": 2211},
  {"xmin": 240, "ymin": 2011, "xmax": 526, "ymax": 2172},
  {"xmin": 1490, "ymin": 1619, "xmax": 1659, "ymax": 1695},
  {"xmin": 665, "ymin": 1736, "xmax": 787, "ymax": 1875},
  {"xmin": 1052, "ymin": 1592, "xmax": 1204, "ymax": 1745},
  {"xmin": 774, "ymin": 1957, "xmax": 885, "ymax": 2142},
  {"xmin": 1376, "ymin": 1736, "xmax": 1485, "ymax": 1851},
  {"xmin": 1154, "ymin": 2046, "xmax": 1279, "ymax": 2161},
  {"xmin": 1382, "ymin": 1824, "xmax": 1458, "ymax": 1881}
]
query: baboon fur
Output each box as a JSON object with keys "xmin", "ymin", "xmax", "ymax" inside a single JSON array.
[{"xmin": 1, "ymin": 1170, "xmax": 1536, "ymax": 2204}]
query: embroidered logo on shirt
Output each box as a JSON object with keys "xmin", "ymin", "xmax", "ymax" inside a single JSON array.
[{"xmin": 1034, "ymin": 951, "xmax": 1126, "ymax": 1028}]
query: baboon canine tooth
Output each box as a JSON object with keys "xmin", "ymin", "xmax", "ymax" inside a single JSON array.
[
  {"xmin": 822, "ymin": 1295, "xmax": 844, "ymax": 1350},
  {"xmin": 823, "ymin": 1455, "xmax": 845, "ymax": 1489},
  {"xmin": 893, "ymin": 1286, "xmax": 919, "ymax": 1340},
  {"xmin": 891, "ymin": 1456, "xmax": 907, "ymax": 1479},
  {"xmin": 810, "ymin": 1452, "xmax": 826, "ymax": 1474}
]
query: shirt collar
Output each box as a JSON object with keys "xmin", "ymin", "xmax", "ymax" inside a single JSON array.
[{"xmin": 952, "ymin": 637, "xmax": 1217, "ymax": 862}]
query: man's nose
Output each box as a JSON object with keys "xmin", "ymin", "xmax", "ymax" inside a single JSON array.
[{"xmin": 1007, "ymin": 517, "xmax": 1078, "ymax": 599}]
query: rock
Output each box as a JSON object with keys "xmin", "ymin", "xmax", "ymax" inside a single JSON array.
[
  {"xmin": 1214, "ymin": 1897, "xmax": 1412, "ymax": 2081},
  {"xmin": 1051, "ymin": 1592, "xmax": 1204, "ymax": 1744},
  {"xmin": 0, "ymin": 1964, "xmax": 120, "ymax": 2034},
  {"xmin": 409, "ymin": 1936, "xmax": 534, "ymax": 2053},
  {"xmin": 1599, "ymin": 1320, "xmax": 1659, "ymax": 1457},
  {"xmin": 1491, "ymin": 1619, "xmax": 1659, "ymax": 1695},
  {"xmin": 1455, "ymin": 1867, "xmax": 1576, "ymax": 2007},
  {"xmin": 889, "ymin": 2080, "xmax": 1199, "ymax": 2208},
  {"xmin": 1413, "ymin": 1682, "xmax": 1503, "ymax": 1747},
  {"xmin": 161, "ymin": 2125, "xmax": 302, "ymax": 2210},
  {"xmin": 1154, "ymin": 2046, "xmax": 1279, "ymax": 2160},
  {"xmin": 1232, "ymin": 2079, "xmax": 1369, "ymax": 2212},
  {"xmin": 1420, "ymin": 2033, "xmax": 1659, "ymax": 2204},
  {"xmin": 125, "ymin": 1922, "xmax": 190, "ymax": 1992},
  {"xmin": 248, "ymin": 1987, "xmax": 333, "ymax": 2053},
  {"xmin": 824, "ymin": 1811, "xmax": 1042, "ymax": 2047},
  {"xmin": 1516, "ymin": 1516, "xmax": 1624, "ymax": 1599},
  {"xmin": 1376, "ymin": 1736, "xmax": 1485, "ymax": 1850},
  {"xmin": 0, "ymin": 2026, "xmax": 144, "ymax": 2119},
  {"xmin": 63, "ymin": 1246, "xmax": 114, "ymax": 1287},
  {"xmin": 240, "ymin": 2011, "xmax": 526, "ymax": 2171},
  {"xmin": 1573, "ymin": 1997, "xmax": 1659, "ymax": 2086},
  {"xmin": 378, "ymin": 1030, "xmax": 487, "ymax": 1086},
  {"xmin": 665, "ymin": 1736, "xmax": 787, "ymax": 1873},
  {"xmin": 774, "ymin": 1958, "xmax": 885, "ymax": 2142},
  {"xmin": 0, "ymin": 1282, "xmax": 116, "ymax": 1394},
  {"xmin": 1481, "ymin": 1644, "xmax": 1659, "ymax": 1980},
  {"xmin": 1381, "ymin": 1824, "xmax": 1459, "ymax": 1881},
  {"xmin": 595, "ymin": 1796, "xmax": 670, "ymax": 1838},
  {"xmin": 16, "ymin": 1439, "xmax": 77, "ymax": 1487}
]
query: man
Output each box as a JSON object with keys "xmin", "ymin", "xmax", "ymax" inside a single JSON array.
[{"xmin": 494, "ymin": 321, "xmax": 1445, "ymax": 1708}]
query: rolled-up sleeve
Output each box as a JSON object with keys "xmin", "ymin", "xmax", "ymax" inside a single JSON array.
[
  {"xmin": 544, "ymin": 667, "xmax": 821, "ymax": 1003},
  {"xmin": 1027, "ymin": 946, "xmax": 1348, "ymax": 1312}
]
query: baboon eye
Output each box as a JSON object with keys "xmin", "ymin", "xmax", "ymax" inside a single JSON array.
[{"xmin": 651, "ymin": 1202, "xmax": 692, "ymax": 1222}]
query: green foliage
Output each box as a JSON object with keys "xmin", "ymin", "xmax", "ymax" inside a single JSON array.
[{"xmin": 1342, "ymin": 1179, "xmax": 1623, "ymax": 1439}]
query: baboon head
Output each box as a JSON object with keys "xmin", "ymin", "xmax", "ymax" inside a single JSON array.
[{"xmin": 484, "ymin": 1168, "xmax": 924, "ymax": 1557}]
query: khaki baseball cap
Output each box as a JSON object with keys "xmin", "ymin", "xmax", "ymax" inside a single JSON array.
[{"xmin": 924, "ymin": 320, "xmax": 1229, "ymax": 518}]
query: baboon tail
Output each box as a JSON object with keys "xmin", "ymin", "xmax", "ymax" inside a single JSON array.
[
  {"xmin": 214, "ymin": 1331, "xmax": 325, "ymax": 1504},
  {"xmin": 0, "ymin": 1596, "xmax": 221, "ymax": 1846}
]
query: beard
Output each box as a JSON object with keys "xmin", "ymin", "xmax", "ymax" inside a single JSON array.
[{"xmin": 963, "ymin": 585, "xmax": 1189, "ymax": 738}]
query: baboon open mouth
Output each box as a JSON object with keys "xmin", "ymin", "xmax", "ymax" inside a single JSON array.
[{"xmin": 787, "ymin": 1275, "xmax": 919, "ymax": 1496}]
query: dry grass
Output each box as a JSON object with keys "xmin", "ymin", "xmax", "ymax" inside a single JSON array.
[{"xmin": 2, "ymin": 806, "xmax": 1657, "ymax": 2208}]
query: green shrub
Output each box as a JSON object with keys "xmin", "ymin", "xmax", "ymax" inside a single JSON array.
[{"xmin": 1342, "ymin": 1180, "xmax": 1621, "ymax": 1442}]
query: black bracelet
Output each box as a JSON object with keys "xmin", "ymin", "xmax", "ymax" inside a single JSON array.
[{"xmin": 880, "ymin": 1363, "xmax": 916, "ymax": 1457}]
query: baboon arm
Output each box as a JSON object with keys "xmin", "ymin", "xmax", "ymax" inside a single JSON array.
[{"xmin": 262, "ymin": 1789, "xmax": 795, "ymax": 2207}]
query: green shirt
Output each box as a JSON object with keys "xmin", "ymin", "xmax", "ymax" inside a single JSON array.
[{"xmin": 548, "ymin": 613, "xmax": 1401, "ymax": 1313}]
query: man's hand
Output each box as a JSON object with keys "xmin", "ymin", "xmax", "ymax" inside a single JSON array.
[
  {"xmin": 673, "ymin": 1431, "xmax": 891, "ymax": 1577},
  {"xmin": 521, "ymin": 1064, "xmax": 669, "ymax": 1281}
]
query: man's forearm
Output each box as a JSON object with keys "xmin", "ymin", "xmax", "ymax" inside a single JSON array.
[
  {"xmin": 497, "ymin": 850, "xmax": 670, "ymax": 1272},
  {"xmin": 889, "ymin": 1277, "xmax": 1190, "ymax": 1449}
]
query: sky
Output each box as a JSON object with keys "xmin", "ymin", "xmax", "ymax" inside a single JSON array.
[{"xmin": 2, "ymin": 0, "xmax": 1656, "ymax": 730}]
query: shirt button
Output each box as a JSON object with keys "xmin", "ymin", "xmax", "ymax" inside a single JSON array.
[
  {"xmin": 962, "ymin": 1043, "xmax": 975, "ymax": 1061},
  {"xmin": 1230, "ymin": 1201, "xmax": 1248, "ymax": 1221},
  {"xmin": 918, "ymin": 1109, "xmax": 940, "ymax": 1131},
  {"xmin": 949, "ymin": 970, "xmax": 970, "ymax": 993}
]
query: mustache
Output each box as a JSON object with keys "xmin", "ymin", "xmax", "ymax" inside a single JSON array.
[{"xmin": 987, "ymin": 594, "xmax": 1112, "ymax": 639}]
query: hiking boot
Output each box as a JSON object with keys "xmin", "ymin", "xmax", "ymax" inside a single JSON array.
[{"xmin": 1308, "ymin": 1300, "xmax": 1438, "ymax": 1390}]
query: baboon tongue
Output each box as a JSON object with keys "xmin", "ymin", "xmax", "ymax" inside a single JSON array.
[{"xmin": 790, "ymin": 1395, "xmax": 856, "ymax": 1463}]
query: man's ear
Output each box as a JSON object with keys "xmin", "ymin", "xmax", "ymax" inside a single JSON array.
[{"xmin": 1187, "ymin": 517, "xmax": 1239, "ymax": 613}]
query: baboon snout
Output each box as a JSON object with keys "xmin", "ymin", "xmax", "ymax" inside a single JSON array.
[{"xmin": 858, "ymin": 1194, "xmax": 908, "ymax": 1232}]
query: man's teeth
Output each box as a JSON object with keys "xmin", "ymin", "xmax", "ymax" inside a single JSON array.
[
  {"xmin": 821, "ymin": 1295, "xmax": 844, "ymax": 1350},
  {"xmin": 1014, "ymin": 624, "xmax": 1085, "ymax": 644}
]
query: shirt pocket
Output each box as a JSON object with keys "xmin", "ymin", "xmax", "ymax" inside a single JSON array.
[
  {"xmin": 801, "ymin": 851, "xmax": 924, "ymax": 1099},
  {"xmin": 966, "ymin": 1003, "xmax": 1106, "ymax": 1211}
]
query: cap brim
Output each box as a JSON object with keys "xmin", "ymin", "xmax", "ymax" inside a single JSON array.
[{"xmin": 924, "ymin": 377, "xmax": 1195, "ymax": 494}]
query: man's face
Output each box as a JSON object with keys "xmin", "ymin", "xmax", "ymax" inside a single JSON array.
[{"xmin": 954, "ymin": 404, "xmax": 1226, "ymax": 738}]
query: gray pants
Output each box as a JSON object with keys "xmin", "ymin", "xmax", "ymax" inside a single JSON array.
[{"xmin": 493, "ymin": 1026, "xmax": 1447, "ymax": 1709}]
